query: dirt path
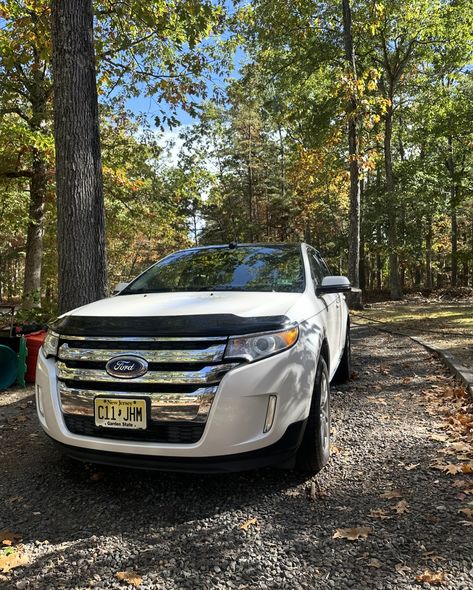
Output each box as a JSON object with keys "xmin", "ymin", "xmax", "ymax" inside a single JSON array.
[{"xmin": 1, "ymin": 326, "xmax": 472, "ymax": 590}]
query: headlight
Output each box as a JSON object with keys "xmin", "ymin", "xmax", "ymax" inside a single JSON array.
[
  {"xmin": 42, "ymin": 330, "xmax": 59, "ymax": 358},
  {"xmin": 224, "ymin": 326, "xmax": 299, "ymax": 362}
]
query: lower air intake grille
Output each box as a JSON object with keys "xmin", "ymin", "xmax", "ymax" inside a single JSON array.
[{"xmin": 63, "ymin": 414, "xmax": 205, "ymax": 444}]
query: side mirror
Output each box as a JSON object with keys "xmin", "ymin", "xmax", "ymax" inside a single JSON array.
[
  {"xmin": 112, "ymin": 282, "xmax": 129, "ymax": 295},
  {"xmin": 316, "ymin": 276, "xmax": 351, "ymax": 295}
]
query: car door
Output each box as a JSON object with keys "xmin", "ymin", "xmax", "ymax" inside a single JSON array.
[
  {"xmin": 307, "ymin": 248, "xmax": 341, "ymax": 372},
  {"xmin": 316, "ymin": 251, "xmax": 344, "ymax": 356}
]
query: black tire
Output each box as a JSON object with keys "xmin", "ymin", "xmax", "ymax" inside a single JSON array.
[
  {"xmin": 296, "ymin": 356, "xmax": 331, "ymax": 474},
  {"xmin": 333, "ymin": 322, "xmax": 351, "ymax": 384}
]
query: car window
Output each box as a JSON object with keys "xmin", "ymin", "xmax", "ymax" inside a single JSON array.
[
  {"xmin": 307, "ymin": 249, "xmax": 325, "ymax": 285},
  {"xmin": 121, "ymin": 245, "xmax": 305, "ymax": 294},
  {"xmin": 316, "ymin": 253, "xmax": 331, "ymax": 276}
]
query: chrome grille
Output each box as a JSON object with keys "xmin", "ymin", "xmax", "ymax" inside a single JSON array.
[
  {"xmin": 57, "ymin": 361, "xmax": 236, "ymax": 385},
  {"xmin": 57, "ymin": 334, "xmax": 236, "ymax": 443}
]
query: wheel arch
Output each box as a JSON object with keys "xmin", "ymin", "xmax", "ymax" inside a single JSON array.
[{"xmin": 319, "ymin": 336, "xmax": 330, "ymax": 376}]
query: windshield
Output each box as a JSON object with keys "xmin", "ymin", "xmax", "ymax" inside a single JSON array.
[{"xmin": 121, "ymin": 245, "xmax": 305, "ymax": 294}]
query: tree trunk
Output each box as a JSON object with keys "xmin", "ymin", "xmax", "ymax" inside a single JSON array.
[
  {"xmin": 451, "ymin": 201, "xmax": 458, "ymax": 287},
  {"xmin": 462, "ymin": 261, "xmax": 469, "ymax": 287},
  {"xmin": 446, "ymin": 136, "xmax": 458, "ymax": 287},
  {"xmin": 342, "ymin": 0, "xmax": 361, "ymax": 288},
  {"xmin": 21, "ymin": 48, "xmax": 49, "ymax": 309},
  {"xmin": 52, "ymin": 0, "xmax": 107, "ymax": 314},
  {"xmin": 414, "ymin": 266, "xmax": 421, "ymax": 288},
  {"xmin": 22, "ymin": 148, "xmax": 47, "ymax": 307},
  {"xmin": 247, "ymin": 124, "xmax": 255, "ymax": 241},
  {"xmin": 384, "ymin": 101, "xmax": 402, "ymax": 299},
  {"xmin": 278, "ymin": 123, "xmax": 286, "ymax": 201}
]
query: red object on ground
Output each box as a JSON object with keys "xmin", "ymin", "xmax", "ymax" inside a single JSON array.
[{"xmin": 25, "ymin": 331, "xmax": 47, "ymax": 383}]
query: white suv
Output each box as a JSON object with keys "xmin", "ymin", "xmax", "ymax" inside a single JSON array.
[{"xmin": 36, "ymin": 243, "xmax": 351, "ymax": 473}]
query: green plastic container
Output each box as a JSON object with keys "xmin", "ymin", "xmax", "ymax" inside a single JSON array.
[{"xmin": 0, "ymin": 344, "xmax": 17, "ymax": 390}]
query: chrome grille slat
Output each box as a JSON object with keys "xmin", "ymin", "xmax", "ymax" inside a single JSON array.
[
  {"xmin": 58, "ymin": 343, "xmax": 226, "ymax": 363},
  {"xmin": 59, "ymin": 384, "xmax": 216, "ymax": 422},
  {"xmin": 57, "ymin": 361, "xmax": 237, "ymax": 385}
]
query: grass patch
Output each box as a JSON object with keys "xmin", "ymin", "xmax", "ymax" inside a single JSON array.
[{"xmin": 354, "ymin": 303, "xmax": 473, "ymax": 333}]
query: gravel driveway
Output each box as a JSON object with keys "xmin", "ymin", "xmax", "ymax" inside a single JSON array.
[{"xmin": 1, "ymin": 326, "xmax": 472, "ymax": 590}]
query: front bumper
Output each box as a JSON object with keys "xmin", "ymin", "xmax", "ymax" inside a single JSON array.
[
  {"xmin": 35, "ymin": 332, "xmax": 317, "ymax": 465},
  {"xmin": 48, "ymin": 419, "xmax": 307, "ymax": 473}
]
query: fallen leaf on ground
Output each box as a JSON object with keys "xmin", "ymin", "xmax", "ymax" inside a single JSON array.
[
  {"xmin": 429, "ymin": 433, "xmax": 449, "ymax": 442},
  {"xmin": 115, "ymin": 571, "xmax": 142, "ymax": 587},
  {"xmin": 431, "ymin": 462, "xmax": 463, "ymax": 475},
  {"xmin": 404, "ymin": 463, "xmax": 420, "ymax": 471},
  {"xmin": 0, "ymin": 548, "xmax": 29, "ymax": 573},
  {"xmin": 444, "ymin": 464, "xmax": 464, "ymax": 475},
  {"xmin": 393, "ymin": 500, "xmax": 409, "ymax": 514},
  {"xmin": 0, "ymin": 531, "xmax": 22, "ymax": 546},
  {"xmin": 285, "ymin": 489, "xmax": 300, "ymax": 497},
  {"xmin": 447, "ymin": 442, "xmax": 472, "ymax": 454},
  {"xmin": 422, "ymin": 552, "xmax": 446, "ymax": 563},
  {"xmin": 380, "ymin": 490, "xmax": 402, "ymax": 499},
  {"xmin": 89, "ymin": 472, "xmax": 104, "ymax": 482},
  {"xmin": 367, "ymin": 397, "xmax": 388, "ymax": 405},
  {"xmin": 330, "ymin": 444, "xmax": 342, "ymax": 455},
  {"xmin": 240, "ymin": 518, "xmax": 258, "ymax": 531},
  {"xmin": 15, "ymin": 415, "xmax": 28, "ymax": 423},
  {"xmin": 333, "ymin": 527, "xmax": 372, "ymax": 541},
  {"xmin": 415, "ymin": 570, "xmax": 446, "ymax": 585},
  {"xmin": 368, "ymin": 508, "xmax": 390, "ymax": 519},
  {"xmin": 395, "ymin": 564, "xmax": 411, "ymax": 575},
  {"xmin": 461, "ymin": 463, "xmax": 473, "ymax": 474},
  {"xmin": 452, "ymin": 480, "xmax": 469, "ymax": 488},
  {"xmin": 367, "ymin": 558, "xmax": 382, "ymax": 568},
  {"xmin": 458, "ymin": 508, "xmax": 473, "ymax": 520},
  {"xmin": 6, "ymin": 496, "xmax": 24, "ymax": 504}
]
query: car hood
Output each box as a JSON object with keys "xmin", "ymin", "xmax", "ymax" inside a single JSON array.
[{"xmin": 65, "ymin": 291, "xmax": 303, "ymax": 319}]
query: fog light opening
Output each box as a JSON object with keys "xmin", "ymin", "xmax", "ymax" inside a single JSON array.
[
  {"xmin": 36, "ymin": 384, "xmax": 44, "ymax": 416},
  {"xmin": 264, "ymin": 395, "xmax": 277, "ymax": 433}
]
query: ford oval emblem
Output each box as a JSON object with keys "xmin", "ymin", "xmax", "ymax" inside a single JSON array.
[{"xmin": 105, "ymin": 356, "xmax": 148, "ymax": 379}]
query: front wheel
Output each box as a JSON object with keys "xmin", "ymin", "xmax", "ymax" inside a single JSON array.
[{"xmin": 296, "ymin": 356, "xmax": 331, "ymax": 474}]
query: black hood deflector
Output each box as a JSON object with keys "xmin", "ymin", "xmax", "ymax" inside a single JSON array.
[{"xmin": 51, "ymin": 314, "xmax": 293, "ymax": 337}]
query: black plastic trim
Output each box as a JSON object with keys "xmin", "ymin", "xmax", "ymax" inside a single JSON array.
[
  {"xmin": 51, "ymin": 314, "xmax": 293, "ymax": 337},
  {"xmin": 49, "ymin": 419, "xmax": 307, "ymax": 473},
  {"xmin": 316, "ymin": 284, "xmax": 351, "ymax": 295}
]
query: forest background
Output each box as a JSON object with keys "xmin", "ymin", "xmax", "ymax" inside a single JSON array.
[{"xmin": 1, "ymin": 0, "xmax": 472, "ymax": 317}]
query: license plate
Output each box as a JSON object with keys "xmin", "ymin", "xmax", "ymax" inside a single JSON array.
[{"xmin": 94, "ymin": 397, "xmax": 147, "ymax": 429}]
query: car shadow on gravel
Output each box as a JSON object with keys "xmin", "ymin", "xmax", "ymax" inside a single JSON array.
[{"xmin": 2, "ymin": 326, "xmax": 472, "ymax": 589}]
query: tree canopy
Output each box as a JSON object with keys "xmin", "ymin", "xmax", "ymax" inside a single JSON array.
[{"xmin": 0, "ymin": 0, "xmax": 472, "ymax": 311}]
